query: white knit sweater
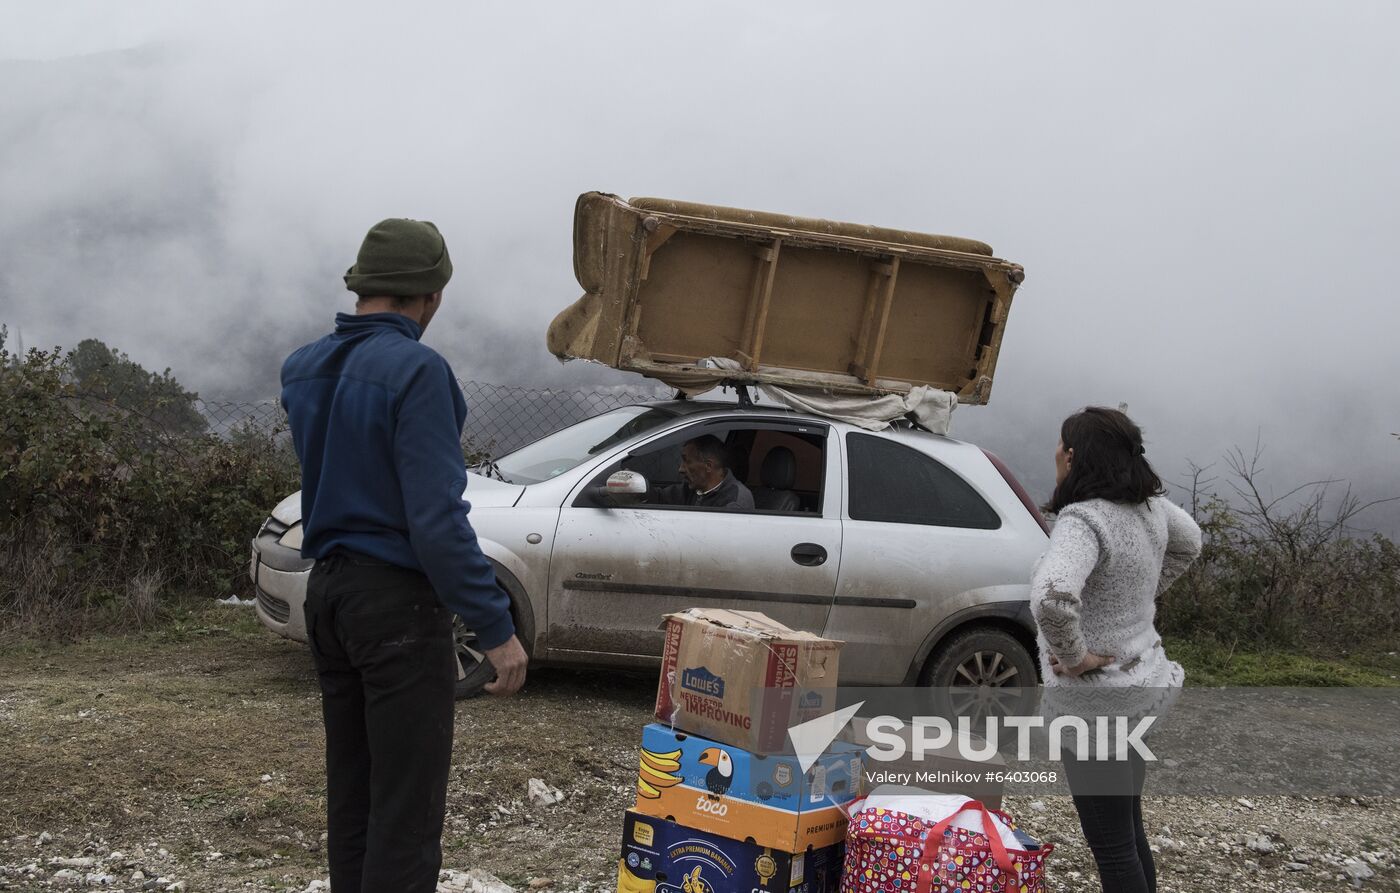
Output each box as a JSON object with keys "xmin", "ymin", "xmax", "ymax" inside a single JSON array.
[{"xmin": 1031, "ymin": 496, "xmax": 1202, "ymax": 690}]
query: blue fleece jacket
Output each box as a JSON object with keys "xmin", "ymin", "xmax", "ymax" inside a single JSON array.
[{"xmin": 279, "ymin": 312, "xmax": 515, "ymax": 650}]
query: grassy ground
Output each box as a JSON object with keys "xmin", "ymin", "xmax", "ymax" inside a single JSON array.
[
  {"xmin": 1168, "ymin": 636, "xmax": 1400, "ymax": 687},
  {"xmin": 0, "ymin": 604, "xmax": 329, "ymax": 872}
]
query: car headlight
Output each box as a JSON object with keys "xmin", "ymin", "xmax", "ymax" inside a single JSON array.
[
  {"xmin": 271, "ymin": 492, "xmax": 302, "ymax": 525},
  {"xmin": 278, "ymin": 525, "xmax": 304, "ymax": 550}
]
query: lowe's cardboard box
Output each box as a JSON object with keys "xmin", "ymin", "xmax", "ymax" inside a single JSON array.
[
  {"xmin": 655, "ymin": 609, "xmax": 842, "ymax": 754},
  {"xmin": 616, "ymin": 810, "xmax": 843, "ymax": 893},
  {"xmin": 633, "ymin": 723, "xmax": 863, "ymax": 851}
]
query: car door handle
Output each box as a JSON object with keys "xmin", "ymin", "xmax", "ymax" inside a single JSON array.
[{"xmin": 790, "ymin": 543, "xmax": 827, "ymax": 567}]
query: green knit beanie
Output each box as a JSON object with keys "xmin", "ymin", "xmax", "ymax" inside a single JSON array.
[{"xmin": 343, "ymin": 218, "xmax": 453, "ymax": 297}]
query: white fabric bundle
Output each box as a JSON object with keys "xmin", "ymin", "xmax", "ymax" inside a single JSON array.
[{"xmin": 658, "ymin": 357, "xmax": 957, "ymax": 435}]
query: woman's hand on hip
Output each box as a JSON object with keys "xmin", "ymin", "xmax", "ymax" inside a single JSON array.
[{"xmin": 1050, "ymin": 651, "xmax": 1115, "ymax": 677}]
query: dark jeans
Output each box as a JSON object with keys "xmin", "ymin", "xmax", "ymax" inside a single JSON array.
[
  {"xmin": 304, "ymin": 552, "xmax": 457, "ymax": 893},
  {"xmin": 1063, "ymin": 750, "xmax": 1155, "ymax": 893}
]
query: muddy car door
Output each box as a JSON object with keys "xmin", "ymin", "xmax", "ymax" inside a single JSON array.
[{"xmin": 546, "ymin": 417, "xmax": 840, "ymax": 662}]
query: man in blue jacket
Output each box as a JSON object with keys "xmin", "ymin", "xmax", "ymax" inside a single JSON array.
[{"xmin": 281, "ymin": 218, "xmax": 528, "ymax": 893}]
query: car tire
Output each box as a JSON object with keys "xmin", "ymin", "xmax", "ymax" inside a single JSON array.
[
  {"xmin": 920, "ymin": 625, "xmax": 1038, "ymax": 727},
  {"xmin": 451, "ymin": 614, "xmax": 500, "ymax": 699},
  {"xmin": 452, "ymin": 570, "xmax": 534, "ymax": 700}
]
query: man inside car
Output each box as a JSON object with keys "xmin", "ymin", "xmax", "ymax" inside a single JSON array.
[{"xmin": 649, "ymin": 434, "xmax": 755, "ymax": 510}]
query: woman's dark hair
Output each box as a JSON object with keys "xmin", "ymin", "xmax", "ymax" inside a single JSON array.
[{"xmin": 1048, "ymin": 407, "xmax": 1164, "ymax": 513}]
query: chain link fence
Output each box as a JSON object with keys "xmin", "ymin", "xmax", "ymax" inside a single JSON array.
[{"xmin": 197, "ymin": 379, "xmax": 673, "ymax": 457}]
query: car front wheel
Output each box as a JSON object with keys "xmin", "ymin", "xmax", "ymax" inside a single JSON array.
[{"xmin": 451, "ymin": 615, "xmax": 498, "ymax": 699}]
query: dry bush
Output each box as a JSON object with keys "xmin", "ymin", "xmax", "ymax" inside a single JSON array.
[
  {"xmin": 1158, "ymin": 442, "xmax": 1400, "ymax": 653},
  {"xmin": 0, "ymin": 334, "xmax": 299, "ymax": 639}
]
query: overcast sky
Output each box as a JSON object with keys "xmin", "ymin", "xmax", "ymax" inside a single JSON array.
[{"xmin": 2, "ymin": 2, "xmax": 1396, "ymax": 532}]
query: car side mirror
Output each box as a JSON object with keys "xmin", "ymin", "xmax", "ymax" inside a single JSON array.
[{"xmin": 592, "ymin": 470, "xmax": 649, "ymax": 507}]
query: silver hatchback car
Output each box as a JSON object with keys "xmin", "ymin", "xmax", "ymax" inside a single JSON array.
[{"xmin": 251, "ymin": 399, "xmax": 1049, "ymax": 701}]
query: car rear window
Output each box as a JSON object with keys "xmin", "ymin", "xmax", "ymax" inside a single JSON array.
[{"xmin": 846, "ymin": 433, "xmax": 1001, "ymax": 529}]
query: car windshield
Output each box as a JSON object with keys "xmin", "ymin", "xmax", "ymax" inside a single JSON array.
[{"xmin": 487, "ymin": 406, "xmax": 677, "ymax": 485}]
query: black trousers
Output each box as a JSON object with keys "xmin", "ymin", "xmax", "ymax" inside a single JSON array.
[
  {"xmin": 1063, "ymin": 750, "xmax": 1155, "ymax": 893},
  {"xmin": 304, "ymin": 552, "xmax": 457, "ymax": 893}
]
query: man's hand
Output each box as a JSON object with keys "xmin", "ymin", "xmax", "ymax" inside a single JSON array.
[
  {"xmin": 483, "ymin": 635, "xmax": 528, "ymax": 696},
  {"xmin": 1049, "ymin": 651, "xmax": 1115, "ymax": 677}
]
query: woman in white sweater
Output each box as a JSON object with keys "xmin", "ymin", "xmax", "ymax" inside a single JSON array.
[{"xmin": 1030, "ymin": 407, "xmax": 1202, "ymax": 893}]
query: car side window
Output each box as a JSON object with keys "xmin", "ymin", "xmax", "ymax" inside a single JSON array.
[
  {"xmin": 620, "ymin": 439, "xmax": 683, "ymax": 490},
  {"xmin": 576, "ymin": 421, "xmax": 826, "ymax": 514},
  {"xmin": 846, "ymin": 433, "xmax": 1001, "ymax": 529}
]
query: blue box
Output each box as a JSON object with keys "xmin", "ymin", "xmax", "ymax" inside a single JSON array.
[{"xmin": 635, "ymin": 723, "xmax": 864, "ymax": 851}]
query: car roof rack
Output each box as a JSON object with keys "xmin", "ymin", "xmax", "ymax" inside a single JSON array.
[
  {"xmin": 670, "ymin": 381, "xmax": 756, "ymax": 407},
  {"xmin": 900, "ymin": 411, "xmax": 933, "ymax": 433},
  {"xmin": 721, "ymin": 380, "xmax": 756, "ymax": 408},
  {"xmin": 674, "ymin": 380, "xmax": 760, "ymax": 407}
]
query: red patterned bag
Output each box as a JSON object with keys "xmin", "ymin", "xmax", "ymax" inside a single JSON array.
[{"xmin": 841, "ymin": 798, "xmax": 1052, "ymax": 893}]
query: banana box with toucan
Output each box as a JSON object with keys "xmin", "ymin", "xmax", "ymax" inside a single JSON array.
[
  {"xmin": 616, "ymin": 810, "xmax": 844, "ymax": 893},
  {"xmin": 633, "ymin": 723, "xmax": 864, "ymax": 851}
]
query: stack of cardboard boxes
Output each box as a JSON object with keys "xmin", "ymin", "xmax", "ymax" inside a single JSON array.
[{"xmin": 616, "ymin": 609, "xmax": 862, "ymax": 893}]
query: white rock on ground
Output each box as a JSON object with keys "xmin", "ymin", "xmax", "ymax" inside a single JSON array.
[
  {"xmin": 439, "ymin": 868, "xmax": 517, "ymax": 892},
  {"xmin": 1151, "ymin": 835, "xmax": 1184, "ymax": 853},
  {"xmin": 218, "ymin": 595, "xmax": 255, "ymax": 606},
  {"xmin": 1344, "ymin": 857, "xmax": 1375, "ymax": 883},
  {"xmin": 48, "ymin": 857, "xmax": 97, "ymax": 868},
  {"xmin": 526, "ymin": 778, "xmax": 564, "ymax": 807}
]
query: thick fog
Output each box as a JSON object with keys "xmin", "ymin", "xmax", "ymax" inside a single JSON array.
[{"xmin": 2, "ymin": 2, "xmax": 1396, "ymax": 532}]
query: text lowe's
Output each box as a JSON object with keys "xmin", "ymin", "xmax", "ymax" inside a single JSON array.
[
  {"xmin": 681, "ymin": 666, "xmax": 724, "ymax": 698},
  {"xmin": 655, "ymin": 608, "xmax": 842, "ymax": 754}
]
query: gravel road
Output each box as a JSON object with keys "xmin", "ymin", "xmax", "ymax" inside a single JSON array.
[{"xmin": 0, "ymin": 605, "xmax": 1395, "ymax": 892}]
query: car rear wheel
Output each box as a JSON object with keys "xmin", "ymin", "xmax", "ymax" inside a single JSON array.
[{"xmin": 921, "ymin": 626, "xmax": 1038, "ymax": 727}]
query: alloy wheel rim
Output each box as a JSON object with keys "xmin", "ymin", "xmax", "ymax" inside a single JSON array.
[
  {"xmin": 947, "ymin": 649, "xmax": 1024, "ymax": 727},
  {"xmin": 452, "ymin": 616, "xmax": 485, "ymax": 679}
]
